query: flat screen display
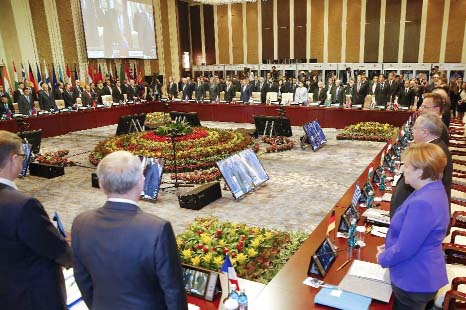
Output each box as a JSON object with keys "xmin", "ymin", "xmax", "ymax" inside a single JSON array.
[
  {"xmin": 308, "ymin": 237, "xmax": 337, "ymax": 277},
  {"xmin": 140, "ymin": 157, "xmax": 164, "ymax": 200},
  {"xmin": 216, "ymin": 149, "xmax": 269, "ymax": 199},
  {"xmin": 303, "ymin": 120, "xmax": 327, "ymax": 151},
  {"xmin": 19, "ymin": 143, "xmax": 32, "ymax": 177},
  {"xmin": 80, "ymin": 0, "xmax": 157, "ymax": 59},
  {"xmin": 182, "ymin": 266, "xmax": 209, "ymax": 298}
]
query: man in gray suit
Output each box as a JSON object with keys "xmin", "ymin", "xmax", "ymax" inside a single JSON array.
[
  {"xmin": 17, "ymin": 88, "xmax": 34, "ymax": 115},
  {"xmin": 72, "ymin": 151, "xmax": 187, "ymax": 310}
]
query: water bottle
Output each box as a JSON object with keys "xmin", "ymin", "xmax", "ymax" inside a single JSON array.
[
  {"xmin": 238, "ymin": 289, "xmax": 248, "ymax": 310},
  {"xmin": 348, "ymin": 218, "xmax": 357, "ymax": 247},
  {"xmin": 229, "ymin": 284, "xmax": 239, "ymax": 300}
]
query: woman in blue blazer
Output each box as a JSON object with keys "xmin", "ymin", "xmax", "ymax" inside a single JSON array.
[{"xmin": 377, "ymin": 143, "xmax": 450, "ymax": 310}]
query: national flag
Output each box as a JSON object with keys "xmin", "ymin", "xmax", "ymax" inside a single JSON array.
[
  {"xmin": 66, "ymin": 64, "xmax": 71, "ymax": 84},
  {"xmin": 87, "ymin": 63, "xmax": 93, "ymax": 84},
  {"xmin": 124, "ymin": 63, "xmax": 130, "ymax": 80},
  {"xmin": 43, "ymin": 61, "xmax": 50, "ymax": 86},
  {"xmin": 28, "ymin": 63, "xmax": 38, "ymax": 91},
  {"xmin": 128, "ymin": 63, "xmax": 134, "ymax": 80},
  {"xmin": 380, "ymin": 150, "xmax": 385, "ymax": 166},
  {"xmin": 13, "ymin": 61, "xmax": 19, "ymax": 90},
  {"xmin": 137, "ymin": 63, "xmax": 143, "ymax": 84},
  {"xmin": 220, "ymin": 255, "xmax": 240, "ymax": 290},
  {"xmin": 119, "ymin": 63, "xmax": 125, "ymax": 81},
  {"xmin": 108, "ymin": 62, "xmax": 113, "ymax": 80},
  {"xmin": 93, "ymin": 62, "xmax": 98, "ymax": 82},
  {"xmin": 351, "ymin": 184, "xmax": 362, "ymax": 207},
  {"xmin": 114, "ymin": 63, "xmax": 118, "ymax": 81},
  {"xmin": 368, "ymin": 163, "xmax": 374, "ymax": 181},
  {"xmin": 98, "ymin": 64, "xmax": 103, "ymax": 82},
  {"xmin": 400, "ymin": 128, "xmax": 405, "ymax": 137},
  {"xmin": 58, "ymin": 64, "xmax": 64, "ymax": 83},
  {"xmin": 2, "ymin": 62, "xmax": 12, "ymax": 93},
  {"xmin": 74, "ymin": 63, "xmax": 79, "ymax": 82},
  {"xmin": 21, "ymin": 63, "xmax": 26, "ymax": 81},
  {"xmin": 36, "ymin": 62, "xmax": 42, "ymax": 85},
  {"xmin": 102, "ymin": 62, "xmax": 108, "ymax": 78},
  {"xmin": 52, "ymin": 63, "xmax": 58, "ymax": 89},
  {"xmin": 327, "ymin": 210, "xmax": 336, "ymax": 235}
]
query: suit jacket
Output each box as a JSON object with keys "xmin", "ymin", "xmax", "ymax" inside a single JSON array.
[
  {"xmin": 240, "ymin": 84, "xmax": 252, "ymax": 102},
  {"xmin": 17, "ymin": 94, "xmax": 34, "ymax": 115},
  {"xmin": 374, "ymin": 82, "xmax": 389, "ymax": 107},
  {"xmin": 112, "ymin": 86, "xmax": 124, "ymax": 102},
  {"xmin": 181, "ymin": 83, "xmax": 193, "ymax": 100},
  {"xmin": 332, "ymin": 86, "xmax": 345, "ymax": 104},
  {"xmin": 126, "ymin": 86, "xmax": 138, "ymax": 101},
  {"xmin": 168, "ymin": 82, "xmax": 178, "ymax": 98},
  {"xmin": 71, "ymin": 201, "xmax": 188, "ymax": 310},
  {"xmin": 81, "ymin": 91, "xmax": 93, "ymax": 106},
  {"xmin": 0, "ymin": 183, "xmax": 72, "ymax": 310},
  {"xmin": 63, "ymin": 90, "xmax": 76, "ymax": 108},
  {"xmin": 313, "ymin": 88, "xmax": 326, "ymax": 105},
  {"xmin": 224, "ymin": 85, "xmax": 235, "ymax": 102},
  {"xmin": 72, "ymin": 86, "xmax": 83, "ymax": 99},
  {"xmin": 140, "ymin": 87, "xmax": 153, "ymax": 101},
  {"xmin": 195, "ymin": 83, "xmax": 205, "ymax": 101},
  {"xmin": 209, "ymin": 83, "xmax": 219, "ymax": 101},
  {"xmin": 397, "ymin": 88, "xmax": 415, "ymax": 107},
  {"xmin": 38, "ymin": 90, "xmax": 56, "ymax": 111},
  {"xmin": 54, "ymin": 89, "xmax": 64, "ymax": 100},
  {"xmin": 13, "ymin": 89, "xmax": 23, "ymax": 103},
  {"xmin": 352, "ymin": 81, "xmax": 368, "ymax": 105},
  {"xmin": 387, "ymin": 80, "xmax": 400, "ymax": 102},
  {"xmin": 103, "ymin": 85, "xmax": 112, "ymax": 96}
]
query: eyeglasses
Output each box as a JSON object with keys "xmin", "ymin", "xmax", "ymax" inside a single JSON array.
[{"xmin": 15, "ymin": 153, "xmax": 26, "ymax": 158}]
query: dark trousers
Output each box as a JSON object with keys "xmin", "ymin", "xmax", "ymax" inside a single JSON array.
[{"xmin": 392, "ymin": 285, "xmax": 436, "ymax": 310}]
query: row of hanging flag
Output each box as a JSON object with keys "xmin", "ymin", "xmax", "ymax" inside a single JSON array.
[{"xmin": 0, "ymin": 60, "xmax": 145, "ymax": 93}]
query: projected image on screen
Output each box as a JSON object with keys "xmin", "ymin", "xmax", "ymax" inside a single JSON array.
[
  {"xmin": 81, "ymin": 0, "xmax": 157, "ymax": 59},
  {"xmin": 217, "ymin": 149, "xmax": 269, "ymax": 199}
]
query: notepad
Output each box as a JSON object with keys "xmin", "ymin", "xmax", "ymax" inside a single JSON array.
[{"xmin": 314, "ymin": 286, "xmax": 371, "ymax": 310}]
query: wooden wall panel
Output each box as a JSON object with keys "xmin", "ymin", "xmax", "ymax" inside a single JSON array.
[
  {"xmin": 231, "ymin": 4, "xmax": 243, "ymax": 64},
  {"xmin": 383, "ymin": 0, "xmax": 401, "ymax": 62},
  {"xmin": 423, "ymin": 0, "xmax": 444, "ymax": 62},
  {"xmin": 310, "ymin": 0, "xmax": 324, "ymax": 62},
  {"xmin": 246, "ymin": 3, "xmax": 259, "ymax": 63},
  {"xmin": 261, "ymin": 0, "xmax": 274, "ymax": 61},
  {"xmin": 217, "ymin": 5, "xmax": 230, "ymax": 64},
  {"xmin": 177, "ymin": 1, "xmax": 190, "ymax": 55},
  {"xmin": 364, "ymin": 0, "xmax": 381, "ymax": 62},
  {"xmin": 345, "ymin": 0, "xmax": 361, "ymax": 62},
  {"xmin": 189, "ymin": 6, "xmax": 202, "ymax": 66},
  {"xmin": 160, "ymin": 0, "xmax": 172, "ymax": 77},
  {"xmin": 445, "ymin": 0, "xmax": 466, "ymax": 63},
  {"xmin": 203, "ymin": 5, "xmax": 216, "ymax": 65},
  {"xmin": 328, "ymin": 0, "xmax": 343, "ymax": 63},
  {"xmin": 294, "ymin": 0, "xmax": 307, "ymax": 60},
  {"xmin": 56, "ymin": 0, "xmax": 78, "ymax": 66},
  {"xmin": 277, "ymin": 0, "xmax": 290, "ymax": 60},
  {"xmin": 403, "ymin": 0, "xmax": 422, "ymax": 63},
  {"xmin": 29, "ymin": 0, "xmax": 52, "ymax": 64}
]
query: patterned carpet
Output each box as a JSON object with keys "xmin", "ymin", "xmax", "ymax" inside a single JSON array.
[{"xmin": 16, "ymin": 121, "xmax": 384, "ymax": 235}]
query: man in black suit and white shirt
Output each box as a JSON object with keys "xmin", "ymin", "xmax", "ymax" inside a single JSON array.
[
  {"xmin": 397, "ymin": 80, "xmax": 415, "ymax": 108},
  {"xmin": 224, "ymin": 79, "xmax": 235, "ymax": 102},
  {"xmin": 331, "ymin": 79, "xmax": 345, "ymax": 105},
  {"xmin": 72, "ymin": 151, "xmax": 187, "ymax": 310},
  {"xmin": 352, "ymin": 74, "xmax": 368, "ymax": 106},
  {"xmin": 167, "ymin": 76, "xmax": 178, "ymax": 98},
  {"xmin": 17, "ymin": 88, "xmax": 34, "ymax": 115},
  {"xmin": 81, "ymin": 85, "xmax": 93, "ymax": 107},
  {"xmin": 38, "ymin": 83, "xmax": 57, "ymax": 111},
  {"xmin": 63, "ymin": 83, "xmax": 76, "ymax": 108},
  {"xmin": 112, "ymin": 80, "xmax": 124, "ymax": 102},
  {"xmin": 0, "ymin": 130, "xmax": 72, "ymax": 310},
  {"xmin": 374, "ymin": 74, "xmax": 389, "ymax": 108},
  {"xmin": 72, "ymin": 80, "xmax": 83, "ymax": 100},
  {"xmin": 387, "ymin": 72, "xmax": 400, "ymax": 103}
]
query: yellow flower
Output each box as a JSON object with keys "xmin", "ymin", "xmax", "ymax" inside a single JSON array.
[
  {"xmin": 182, "ymin": 249, "xmax": 192, "ymax": 260},
  {"xmin": 250, "ymin": 238, "xmax": 260, "ymax": 248},
  {"xmin": 236, "ymin": 253, "xmax": 247, "ymax": 265},
  {"xmin": 247, "ymin": 248, "xmax": 258, "ymax": 258},
  {"xmin": 203, "ymin": 253, "xmax": 213, "ymax": 264},
  {"xmin": 218, "ymin": 240, "xmax": 225, "ymax": 247},
  {"xmin": 265, "ymin": 231, "xmax": 274, "ymax": 240},
  {"xmin": 213, "ymin": 256, "xmax": 224, "ymax": 268},
  {"xmin": 230, "ymin": 258, "xmax": 237, "ymax": 266},
  {"xmin": 176, "ymin": 237, "xmax": 183, "ymax": 245},
  {"xmin": 191, "ymin": 256, "xmax": 201, "ymax": 266},
  {"xmin": 201, "ymin": 233, "xmax": 212, "ymax": 245}
]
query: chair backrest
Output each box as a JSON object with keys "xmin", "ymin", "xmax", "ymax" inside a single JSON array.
[
  {"xmin": 220, "ymin": 91, "xmax": 225, "ymax": 100},
  {"xmin": 266, "ymin": 92, "xmax": 278, "ymax": 102},
  {"xmin": 251, "ymin": 92, "xmax": 261, "ymax": 101},
  {"xmin": 123, "ymin": 94, "xmax": 128, "ymax": 101},
  {"xmin": 34, "ymin": 101, "xmax": 41, "ymax": 112},
  {"xmin": 307, "ymin": 93, "xmax": 314, "ymax": 102},
  {"xmin": 76, "ymin": 97, "xmax": 82, "ymax": 106},
  {"xmin": 364, "ymin": 95, "xmax": 372, "ymax": 109},
  {"xmin": 235, "ymin": 91, "xmax": 241, "ymax": 99},
  {"xmin": 13, "ymin": 102, "xmax": 18, "ymax": 112},
  {"xmin": 205, "ymin": 91, "xmax": 210, "ymax": 99},
  {"xmin": 281, "ymin": 93, "xmax": 293, "ymax": 104},
  {"xmin": 102, "ymin": 95, "xmax": 112, "ymax": 104},
  {"xmin": 55, "ymin": 100, "xmax": 65, "ymax": 109}
]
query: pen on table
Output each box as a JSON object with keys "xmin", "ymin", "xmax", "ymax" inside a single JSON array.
[{"xmin": 336, "ymin": 259, "xmax": 352, "ymax": 271}]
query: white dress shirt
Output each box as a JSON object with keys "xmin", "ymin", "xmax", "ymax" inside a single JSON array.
[
  {"xmin": 107, "ymin": 198, "xmax": 139, "ymax": 206},
  {"xmin": 0, "ymin": 178, "xmax": 18, "ymax": 190}
]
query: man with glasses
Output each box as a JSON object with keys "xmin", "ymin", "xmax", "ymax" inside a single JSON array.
[
  {"xmin": 0, "ymin": 130, "xmax": 72, "ymax": 310},
  {"xmin": 419, "ymin": 92, "xmax": 449, "ymax": 146}
]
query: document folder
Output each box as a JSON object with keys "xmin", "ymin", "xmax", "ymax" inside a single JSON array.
[{"xmin": 314, "ymin": 286, "xmax": 371, "ymax": 310}]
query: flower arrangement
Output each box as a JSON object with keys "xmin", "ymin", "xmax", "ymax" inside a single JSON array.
[
  {"xmin": 336, "ymin": 122, "xmax": 398, "ymax": 142},
  {"xmin": 89, "ymin": 127, "xmax": 254, "ymax": 183},
  {"xmin": 34, "ymin": 150, "xmax": 76, "ymax": 167},
  {"xmin": 176, "ymin": 216, "xmax": 308, "ymax": 284},
  {"xmin": 261, "ymin": 136, "xmax": 295, "ymax": 153},
  {"xmin": 144, "ymin": 112, "xmax": 171, "ymax": 128}
]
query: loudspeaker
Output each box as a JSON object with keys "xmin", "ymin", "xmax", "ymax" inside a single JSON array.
[
  {"xmin": 253, "ymin": 115, "xmax": 293, "ymax": 137},
  {"xmin": 178, "ymin": 182, "xmax": 222, "ymax": 210},
  {"xmin": 169, "ymin": 111, "xmax": 201, "ymax": 127},
  {"xmin": 29, "ymin": 162, "xmax": 64, "ymax": 179},
  {"xmin": 91, "ymin": 173, "xmax": 100, "ymax": 188}
]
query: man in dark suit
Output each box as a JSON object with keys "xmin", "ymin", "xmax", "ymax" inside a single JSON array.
[
  {"xmin": 126, "ymin": 80, "xmax": 138, "ymax": 101},
  {"xmin": 313, "ymin": 81, "xmax": 327, "ymax": 105},
  {"xmin": 17, "ymin": 88, "xmax": 34, "ymax": 115},
  {"xmin": 181, "ymin": 78, "xmax": 193, "ymax": 100},
  {"xmin": 374, "ymin": 74, "xmax": 389, "ymax": 108},
  {"xmin": 195, "ymin": 77, "xmax": 205, "ymax": 101},
  {"xmin": 38, "ymin": 83, "xmax": 57, "ymax": 111},
  {"xmin": 390, "ymin": 113, "xmax": 452, "ymax": 218},
  {"xmin": 0, "ymin": 95, "xmax": 12, "ymax": 118},
  {"xmin": 112, "ymin": 80, "xmax": 124, "ymax": 102},
  {"xmin": 13, "ymin": 82, "xmax": 24, "ymax": 103},
  {"xmin": 72, "ymin": 80, "xmax": 83, "ymax": 100},
  {"xmin": 387, "ymin": 72, "xmax": 400, "ymax": 103},
  {"xmin": 0, "ymin": 85, "xmax": 14, "ymax": 112},
  {"xmin": 81, "ymin": 85, "xmax": 93, "ymax": 107},
  {"xmin": 72, "ymin": 151, "xmax": 187, "ymax": 310},
  {"xmin": 255, "ymin": 77, "xmax": 268, "ymax": 103},
  {"xmin": 240, "ymin": 78, "xmax": 252, "ymax": 102},
  {"xmin": 54, "ymin": 82, "xmax": 64, "ymax": 100},
  {"xmin": 103, "ymin": 80, "xmax": 113, "ymax": 96},
  {"xmin": 397, "ymin": 80, "xmax": 415, "ymax": 108},
  {"xmin": 352, "ymin": 74, "xmax": 368, "ymax": 106},
  {"xmin": 63, "ymin": 83, "xmax": 76, "ymax": 108},
  {"xmin": 167, "ymin": 77, "xmax": 178, "ymax": 98},
  {"xmin": 331, "ymin": 80, "xmax": 345, "ymax": 105},
  {"xmin": 0, "ymin": 130, "xmax": 72, "ymax": 310},
  {"xmin": 209, "ymin": 77, "xmax": 219, "ymax": 101},
  {"xmin": 224, "ymin": 79, "xmax": 235, "ymax": 102}
]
